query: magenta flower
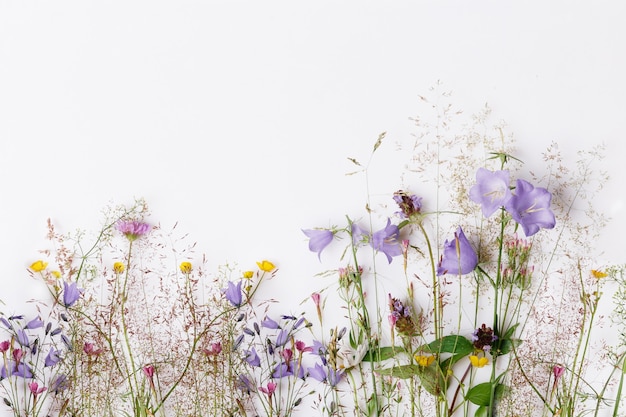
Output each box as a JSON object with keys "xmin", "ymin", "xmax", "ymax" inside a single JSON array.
[
  {"xmin": 223, "ymin": 280, "xmax": 243, "ymax": 307},
  {"xmin": 302, "ymin": 229, "xmax": 334, "ymax": 260},
  {"xmin": 469, "ymin": 168, "xmax": 512, "ymax": 218},
  {"xmin": 505, "ymin": 179, "xmax": 556, "ymax": 237},
  {"xmin": 259, "ymin": 381, "xmax": 277, "ymax": 399},
  {"xmin": 0, "ymin": 340, "xmax": 9, "ymax": 353},
  {"xmin": 28, "ymin": 381, "xmax": 47, "ymax": 398},
  {"xmin": 202, "ymin": 342, "xmax": 222, "ymax": 356},
  {"xmin": 436, "ymin": 226, "xmax": 478, "ymax": 276},
  {"xmin": 116, "ymin": 220, "xmax": 151, "ymax": 241},
  {"xmin": 370, "ymin": 219, "xmax": 402, "ymax": 264},
  {"xmin": 553, "ymin": 365, "xmax": 565, "ymax": 382},
  {"xmin": 143, "ymin": 365, "xmax": 155, "ymax": 379},
  {"xmin": 63, "ymin": 281, "xmax": 82, "ymax": 307}
]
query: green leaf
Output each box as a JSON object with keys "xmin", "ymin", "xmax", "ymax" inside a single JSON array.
[
  {"xmin": 376, "ymin": 364, "xmax": 422, "ymax": 379},
  {"xmin": 466, "ymin": 382, "xmax": 507, "ymax": 406},
  {"xmin": 474, "ymin": 405, "xmax": 488, "ymax": 417},
  {"xmin": 362, "ymin": 346, "xmax": 406, "ymax": 362},
  {"xmin": 420, "ymin": 335, "xmax": 473, "ymax": 356}
]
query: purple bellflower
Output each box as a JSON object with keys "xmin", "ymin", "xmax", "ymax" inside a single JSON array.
[
  {"xmin": 63, "ymin": 281, "xmax": 82, "ymax": 307},
  {"xmin": 370, "ymin": 219, "xmax": 402, "ymax": 264},
  {"xmin": 302, "ymin": 229, "xmax": 334, "ymax": 260},
  {"xmin": 308, "ymin": 362, "xmax": 327, "ymax": 382},
  {"xmin": 45, "ymin": 347, "xmax": 61, "ymax": 367},
  {"xmin": 469, "ymin": 168, "xmax": 512, "ymax": 218},
  {"xmin": 223, "ymin": 281, "xmax": 243, "ymax": 307},
  {"xmin": 16, "ymin": 329, "xmax": 29, "ymax": 347},
  {"xmin": 437, "ymin": 226, "xmax": 478, "ymax": 276},
  {"xmin": 245, "ymin": 347, "xmax": 261, "ymax": 367},
  {"xmin": 25, "ymin": 317, "xmax": 44, "ymax": 330},
  {"xmin": 505, "ymin": 179, "xmax": 556, "ymax": 237},
  {"xmin": 261, "ymin": 316, "xmax": 279, "ymax": 329}
]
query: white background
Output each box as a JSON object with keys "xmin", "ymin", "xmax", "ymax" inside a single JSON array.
[{"xmin": 0, "ymin": 0, "xmax": 624, "ymax": 381}]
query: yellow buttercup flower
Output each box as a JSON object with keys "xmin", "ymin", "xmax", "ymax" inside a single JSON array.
[
  {"xmin": 256, "ymin": 260, "xmax": 275, "ymax": 272},
  {"xmin": 243, "ymin": 271, "xmax": 254, "ymax": 279},
  {"xmin": 591, "ymin": 269, "xmax": 608, "ymax": 279},
  {"xmin": 414, "ymin": 354, "xmax": 435, "ymax": 367},
  {"xmin": 30, "ymin": 260, "xmax": 48, "ymax": 273},
  {"xmin": 469, "ymin": 355, "xmax": 489, "ymax": 368},
  {"xmin": 180, "ymin": 262, "xmax": 192, "ymax": 274},
  {"xmin": 51, "ymin": 271, "xmax": 62, "ymax": 279},
  {"xmin": 113, "ymin": 262, "xmax": 126, "ymax": 274}
]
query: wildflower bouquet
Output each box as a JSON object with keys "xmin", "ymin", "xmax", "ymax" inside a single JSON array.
[{"xmin": 0, "ymin": 89, "xmax": 622, "ymax": 417}]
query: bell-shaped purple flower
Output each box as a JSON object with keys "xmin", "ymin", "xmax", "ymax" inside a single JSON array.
[
  {"xmin": 223, "ymin": 281, "xmax": 243, "ymax": 307},
  {"xmin": 275, "ymin": 329, "xmax": 289, "ymax": 347},
  {"xmin": 261, "ymin": 316, "xmax": 279, "ymax": 329},
  {"xmin": 25, "ymin": 317, "xmax": 44, "ymax": 330},
  {"xmin": 244, "ymin": 347, "xmax": 261, "ymax": 367},
  {"xmin": 370, "ymin": 219, "xmax": 402, "ymax": 264},
  {"xmin": 45, "ymin": 347, "xmax": 61, "ymax": 367},
  {"xmin": 437, "ymin": 226, "xmax": 478, "ymax": 276},
  {"xmin": 505, "ymin": 179, "xmax": 556, "ymax": 237},
  {"xmin": 63, "ymin": 281, "xmax": 82, "ymax": 307},
  {"xmin": 469, "ymin": 168, "xmax": 512, "ymax": 218},
  {"xmin": 16, "ymin": 329, "xmax": 30, "ymax": 347},
  {"xmin": 307, "ymin": 362, "xmax": 327, "ymax": 382},
  {"xmin": 302, "ymin": 229, "xmax": 334, "ymax": 260}
]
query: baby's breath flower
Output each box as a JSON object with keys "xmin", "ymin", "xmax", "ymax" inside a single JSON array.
[
  {"xmin": 179, "ymin": 262, "xmax": 192, "ymax": 274},
  {"xmin": 30, "ymin": 260, "xmax": 48, "ymax": 272},
  {"xmin": 113, "ymin": 262, "xmax": 125, "ymax": 274}
]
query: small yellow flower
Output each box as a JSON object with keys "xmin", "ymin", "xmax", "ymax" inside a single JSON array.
[
  {"xmin": 113, "ymin": 262, "xmax": 126, "ymax": 274},
  {"xmin": 469, "ymin": 355, "xmax": 489, "ymax": 368},
  {"xmin": 414, "ymin": 354, "xmax": 435, "ymax": 367},
  {"xmin": 591, "ymin": 269, "xmax": 608, "ymax": 279},
  {"xmin": 256, "ymin": 260, "xmax": 275, "ymax": 272},
  {"xmin": 180, "ymin": 262, "xmax": 192, "ymax": 274},
  {"xmin": 243, "ymin": 271, "xmax": 254, "ymax": 279},
  {"xmin": 30, "ymin": 260, "xmax": 48, "ymax": 272},
  {"xmin": 51, "ymin": 271, "xmax": 62, "ymax": 279}
]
